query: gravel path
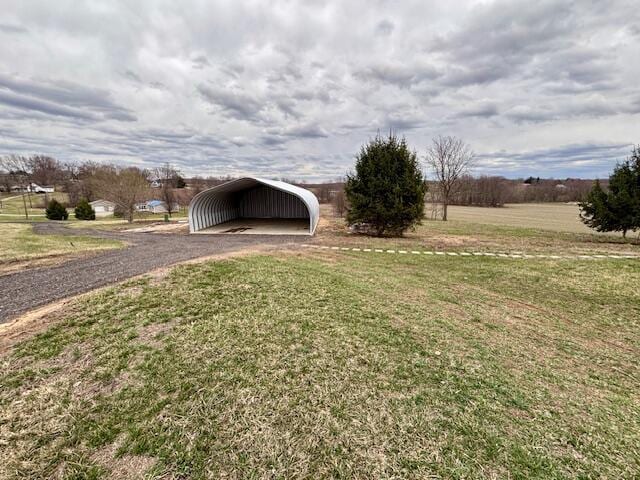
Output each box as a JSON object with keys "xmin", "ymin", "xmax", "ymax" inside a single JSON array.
[{"xmin": 0, "ymin": 223, "xmax": 305, "ymax": 323}]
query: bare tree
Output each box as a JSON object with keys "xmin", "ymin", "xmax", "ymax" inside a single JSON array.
[
  {"xmin": 425, "ymin": 136, "xmax": 475, "ymax": 221},
  {"xmin": 0, "ymin": 155, "xmax": 33, "ymax": 218},
  {"xmin": 90, "ymin": 165, "xmax": 150, "ymax": 223},
  {"xmin": 332, "ymin": 188, "xmax": 347, "ymax": 217},
  {"xmin": 0, "ymin": 170, "xmax": 12, "ymax": 193},
  {"xmin": 61, "ymin": 161, "xmax": 102, "ymax": 207},
  {"xmin": 29, "ymin": 155, "xmax": 63, "ymax": 187},
  {"xmin": 153, "ymin": 163, "xmax": 179, "ymax": 217}
]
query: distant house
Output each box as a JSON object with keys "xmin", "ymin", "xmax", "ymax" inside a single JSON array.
[
  {"xmin": 11, "ymin": 183, "xmax": 55, "ymax": 193},
  {"xmin": 150, "ymin": 179, "xmax": 162, "ymax": 188},
  {"xmin": 136, "ymin": 200, "xmax": 179, "ymax": 214},
  {"xmin": 89, "ymin": 199, "xmax": 116, "ymax": 217}
]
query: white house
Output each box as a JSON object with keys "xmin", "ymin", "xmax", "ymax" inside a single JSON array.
[
  {"xmin": 136, "ymin": 200, "xmax": 179, "ymax": 214},
  {"xmin": 11, "ymin": 183, "xmax": 55, "ymax": 193},
  {"xmin": 89, "ymin": 199, "xmax": 117, "ymax": 217}
]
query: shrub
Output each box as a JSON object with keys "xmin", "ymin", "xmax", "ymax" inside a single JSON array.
[
  {"xmin": 45, "ymin": 199, "xmax": 69, "ymax": 220},
  {"xmin": 74, "ymin": 198, "xmax": 96, "ymax": 220},
  {"xmin": 345, "ymin": 133, "xmax": 426, "ymax": 236}
]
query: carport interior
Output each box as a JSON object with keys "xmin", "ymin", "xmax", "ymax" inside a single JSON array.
[{"xmin": 192, "ymin": 183, "xmax": 311, "ymax": 235}]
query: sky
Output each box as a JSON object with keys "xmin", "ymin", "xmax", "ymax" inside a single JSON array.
[{"xmin": 0, "ymin": 0, "xmax": 639, "ymax": 181}]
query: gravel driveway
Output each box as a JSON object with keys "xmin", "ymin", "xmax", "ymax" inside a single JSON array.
[{"xmin": 0, "ymin": 223, "xmax": 305, "ymax": 323}]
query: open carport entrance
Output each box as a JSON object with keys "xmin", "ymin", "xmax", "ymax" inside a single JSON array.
[{"xmin": 188, "ymin": 178, "xmax": 319, "ymax": 235}]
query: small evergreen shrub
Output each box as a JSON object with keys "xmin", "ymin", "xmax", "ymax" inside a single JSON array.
[
  {"xmin": 45, "ymin": 199, "xmax": 69, "ymax": 220},
  {"xmin": 74, "ymin": 198, "xmax": 96, "ymax": 220}
]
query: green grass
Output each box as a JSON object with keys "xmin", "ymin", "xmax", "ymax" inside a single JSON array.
[
  {"xmin": 2, "ymin": 249, "xmax": 638, "ymax": 478},
  {"xmin": 0, "ymin": 192, "xmax": 68, "ymax": 221},
  {"xmin": 0, "ymin": 223, "xmax": 123, "ymax": 269}
]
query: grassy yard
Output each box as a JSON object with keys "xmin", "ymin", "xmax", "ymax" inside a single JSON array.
[
  {"xmin": 0, "ymin": 192, "xmax": 68, "ymax": 220},
  {"xmin": 1, "ymin": 238, "xmax": 638, "ymax": 478},
  {"xmin": 0, "ymin": 223, "xmax": 123, "ymax": 273}
]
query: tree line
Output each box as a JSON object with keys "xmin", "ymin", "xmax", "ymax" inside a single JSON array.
[{"xmin": 0, "ymin": 155, "xmax": 190, "ymax": 222}]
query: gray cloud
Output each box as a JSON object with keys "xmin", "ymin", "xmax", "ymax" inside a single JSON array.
[
  {"xmin": 0, "ymin": 23, "xmax": 27, "ymax": 34},
  {"xmin": 476, "ymin": 143, "xmax": 632, "ymax": 178},
  {"xmin": 197, "ymin": 84, "xmax": 264, "ymax": 121},
  {"xmin": 457, "ymin": 103, "xmax": 500, "ymax": 119},
  {"xmin": 0, "ymin": 73, "xmax": 137, "ymax": 122},
  {"xmin": 375, "ymin": 19, "xmax": 394, "ymax": 36},
  {"xmin": 0, "ymin": 0, "xmax": 638, "ymax": 180},
  {"xmin": 0, "ymin": 89, "xmax": 98, "ymax": 121},
  {"xmin": 355, "ymin": 62, "xmax": 440, "ymax": 89}
]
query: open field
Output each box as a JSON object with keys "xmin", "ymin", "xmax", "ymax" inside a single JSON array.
[
  {"xmin": 0, "ymin": 223, "xmax": 123, "ymax": 274},
  {"xmin": 442, "ymin": 203, "xmax": 625, "ymax": 236},
  {"xmin": 1, "ymin": 218, "xmax": 639, "ymax": 478}
]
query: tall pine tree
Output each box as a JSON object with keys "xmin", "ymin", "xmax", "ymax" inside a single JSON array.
[
  {"xmin": 345, "ymin": 133, "xmax": 426, "ymax": 236},
  {"xmin": 580, "ymin": 146, "xmax": 640, "ymax": 238}
]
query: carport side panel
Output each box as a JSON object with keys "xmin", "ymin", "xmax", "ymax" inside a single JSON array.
[{"xmin": 191, "ymin": 191, "xmax": 240, "ymax": 232}]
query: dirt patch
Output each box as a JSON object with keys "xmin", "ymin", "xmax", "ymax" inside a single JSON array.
[
  {"xmin": 0, "ymin": 299, "xmax": 82, "ymax": 355},
  {"xmin": 137, "ymin": 320, "xmax": 179, "ymax": 348},
  {"xmin": 91, "ymin": 439, "xmax": 156, "ymax": 479},
  {"xmin": 123, "ymin": 222, "xmax": 189, "ymax": 234}
]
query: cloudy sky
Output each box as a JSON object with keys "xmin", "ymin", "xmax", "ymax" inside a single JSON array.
[{"xmin": 1, "ymin": 0, "xmax": 639, "ymax": 180}]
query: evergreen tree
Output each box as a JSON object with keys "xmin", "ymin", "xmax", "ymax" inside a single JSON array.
[
  {"xmin": 345, "ymin": 133, "xmax": 426, "ymax": 236},
  {"xmin": 174, "ymin": 175, "xmax": 186, "ymax": 188},
  {"xmin": 580, "ymin": 146, "xmax": 640, "ymax": 238},
  {"xmin": 74, "ymin": 198, "xmax": 96, "ymax": 220},
  {"xmin": 45, "ymin": 199, "xmax": 69, "ymax": 220}
]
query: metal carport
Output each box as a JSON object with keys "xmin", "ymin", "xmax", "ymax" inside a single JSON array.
[{"xmin": 188, "ymin": 177, "xmax": 320, "ymax": 235}]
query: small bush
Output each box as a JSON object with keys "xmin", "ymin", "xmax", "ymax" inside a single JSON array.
[
  {"xmin": 45, "ymin": 199, "xmax": 69, "ymax": 220},
  {"xmin": 113, "ymin": 206, "xmax": 125, "ymax": 218},
  {"xmin": 74, "ymin": 198, "xmax": 96, "ymax": 220}
]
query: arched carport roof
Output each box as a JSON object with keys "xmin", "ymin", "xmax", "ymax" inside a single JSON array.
[{"xmin": 188, "ymin": 177, "xmax": 320, "ymax": 235}]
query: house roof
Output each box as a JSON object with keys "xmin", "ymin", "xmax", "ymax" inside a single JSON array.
[{"xmin": 89, "ymin": 199, "xmax": 116, "ymax": 206}]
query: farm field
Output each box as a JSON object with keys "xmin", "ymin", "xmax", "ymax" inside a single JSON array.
[
  {"xmin": 0, "ymin": 223, "xmax": 123, "ymax": 274},
  {"xmin": 444, "ymin": 202, "xmax": 620, "ymax": 235},
  {"xmin": 1, "ymin": 219, "xmax": 639, "ymax": 478}
]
